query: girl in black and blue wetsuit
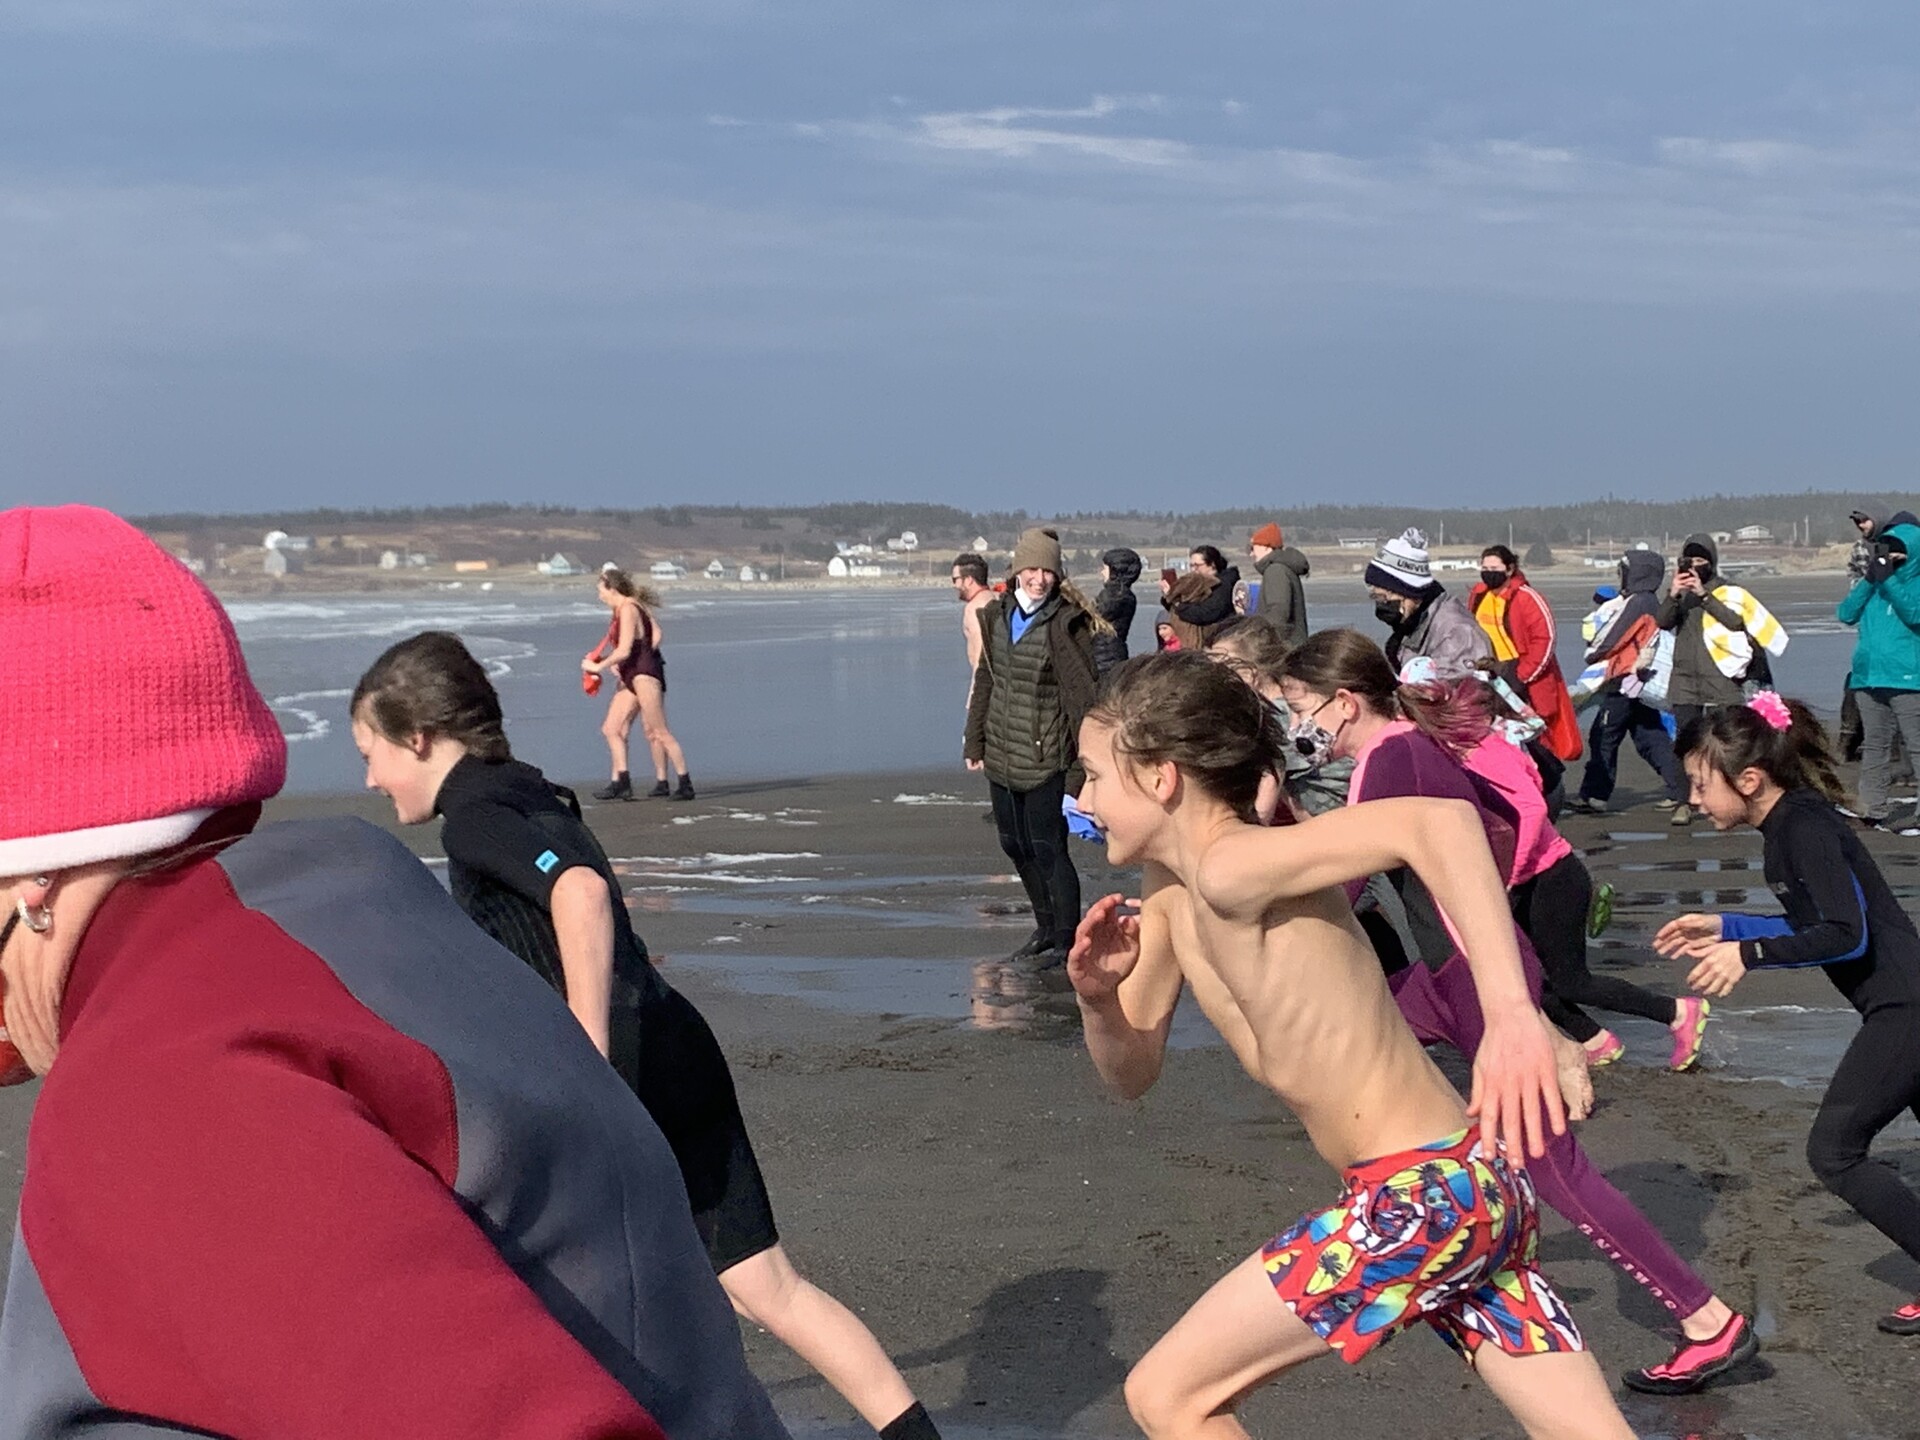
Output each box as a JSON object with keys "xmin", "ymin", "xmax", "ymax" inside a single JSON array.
[
  {"xmin": 352, "ymin": 631, "xmax": 941, "ymax": 1440},
  {"xmin": 1660, "ymin": 693, "xmax": 1920, "ymax": 1337}
]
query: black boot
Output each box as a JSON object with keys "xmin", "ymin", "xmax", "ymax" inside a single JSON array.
[
  {"xmin": 672, "ymin": 774, "xmax": 697, "ymax": 801},
  {"xmin": 1008, "ymin": 927, "xmax": 1049, "ymax": 961},
  {"xmin": 593, "ymin": 773, "xmax": 633, "ymax": 801},
  {"xmin": 645, "ymin": 778, "xmax": 671, "ymax": 798}
]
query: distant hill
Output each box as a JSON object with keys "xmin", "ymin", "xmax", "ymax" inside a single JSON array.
[{"xmin": 135, "ymin": 490, "xmax": 1915, "ymax": 568}]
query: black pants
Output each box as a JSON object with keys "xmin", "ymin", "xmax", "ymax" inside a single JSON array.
[
  {"xmin": 1512, "ymin": 852, "xmax": 1678, "ymax": 1041},
  {"xmin": 989, "ymin": 774, "xmax": 1082, "ymax": 950},
  {"xmin": 1807, "ymin": 1005, "xmax": 1920, "ymax": 1264},
  {"xmin": 1580, "ymin": 692, "xmax": 1683, "ymax": 804}
]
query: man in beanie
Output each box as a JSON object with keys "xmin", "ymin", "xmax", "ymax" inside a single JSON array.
[
  {"xmin": 1365, "ymin": 527, "xmax": 1493, "ymax": 677},
  {"xmin": 0, "ymin": 506, "xmax": 786, "ymax": 1439},
  {"xmin": 964, "ymin": 527, "xmax": 1108, "ymax": 962},
  {"xmin": 1248, "ymin": 522, "xmax": 1311, "ymax": 647}
]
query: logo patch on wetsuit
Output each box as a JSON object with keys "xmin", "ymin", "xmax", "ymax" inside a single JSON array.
[{"xmin": 535, "ymin": 850, "xmax": 560, "ymax": 874}]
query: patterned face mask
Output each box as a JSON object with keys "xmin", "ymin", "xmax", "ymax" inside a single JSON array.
[{"xmin": 1286, "ymin": 696, "xmax": 1342, "ymax": 770}]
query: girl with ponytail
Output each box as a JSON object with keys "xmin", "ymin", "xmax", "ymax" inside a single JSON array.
[
  {"xmin": 1281, "ymin": 629, "xmax": 1706, "ymax": 1073},
  {"xmin": 1274, "ymin": 628, "xmax": 1754, "ymax": 1393},
  {"xmin": 1662, "ymin": 694, "xmax": 1920, "ymax": 1337}
]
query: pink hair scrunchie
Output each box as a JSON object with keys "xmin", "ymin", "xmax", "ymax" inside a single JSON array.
[{"xmin": 1747, "ymin": 691, "xmax": 1792, "ymax": 732}]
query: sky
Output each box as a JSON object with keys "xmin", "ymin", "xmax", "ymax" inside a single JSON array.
[{"xmin": 3, "ymin": 1, "xmax": 1917, "ymax": 515}]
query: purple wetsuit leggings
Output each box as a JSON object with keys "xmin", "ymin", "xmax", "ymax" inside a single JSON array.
[{"xmin": 1390, "ymin": 953, "xmax": 1713, "ymax": 1320}]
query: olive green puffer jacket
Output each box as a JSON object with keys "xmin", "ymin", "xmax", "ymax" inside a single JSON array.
[{"xmin": 963, "ymin": 592, "xmax": 1101, "ymax": 793}]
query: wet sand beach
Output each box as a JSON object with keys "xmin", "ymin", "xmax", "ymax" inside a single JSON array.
[{"xmin": 4, "ymin": 750, "xmax": 1918, "ymax": 1438}]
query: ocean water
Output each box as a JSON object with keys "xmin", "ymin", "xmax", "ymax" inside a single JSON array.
[{"xmin": 232, "ymin": 585, "xmax": 1860, "ymax": 794}]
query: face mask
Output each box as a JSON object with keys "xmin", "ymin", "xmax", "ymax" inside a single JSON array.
[
  {"xmin": 1286, "ymin": 698, "xmax": 1342, "ymax": 770},
  {"xmin": 1373, "ymin": 598, "xmax": 1405, "ymax": 627},
  {"xmin": 1480, "ymin": 569, "xmax": 1508, "ymax": 590}
]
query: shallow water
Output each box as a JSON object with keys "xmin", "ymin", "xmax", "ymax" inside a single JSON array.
[{"xmin": 237, "ymin": 587, "xmax": 1859, "ymax": 793}]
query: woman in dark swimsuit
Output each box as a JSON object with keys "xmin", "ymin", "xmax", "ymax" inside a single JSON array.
[
  {"xmin": 352, "ymin": 632, "xmax": 941, "ymax": 1440},
  {"xmin": 585, "ymin": 568, "xmax": 692, "ymax": 801}
]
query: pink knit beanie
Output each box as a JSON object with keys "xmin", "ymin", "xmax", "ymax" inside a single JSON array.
[{"xmin": 0, "ymin": 506, "xmax": 287, "ymax": 874}]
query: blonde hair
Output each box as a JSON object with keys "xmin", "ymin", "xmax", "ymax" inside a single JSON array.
[{"xmin": 600, "ymin": 568, "xmax": 662, "ymax": 609}]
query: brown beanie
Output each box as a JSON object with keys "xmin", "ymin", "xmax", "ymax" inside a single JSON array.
[
  {"xmin": 1250, "ymin": 522, "xmax": 1283, "ymax": 549},
  {"xmin": 1010, "ymin": 526, "xmax": 1064, "ymax": 576}
]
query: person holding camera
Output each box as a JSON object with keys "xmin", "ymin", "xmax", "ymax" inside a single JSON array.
[
  {"xmin": 1657, "ymin": 534, "xmax": 1788, "ymax": 826},
  {"xmin": 1839, "ymin": 520, "xmax": 1920, "ymax": 826}
]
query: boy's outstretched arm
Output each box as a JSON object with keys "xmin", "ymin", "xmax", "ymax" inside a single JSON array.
[
  {"xmin": 1197, "ymin": 798, "xmax": 1566, "ymax": 1161},
  {"xmin": 1069, "ymin": 875, "xmax": 1185, "ymax": 1100}
]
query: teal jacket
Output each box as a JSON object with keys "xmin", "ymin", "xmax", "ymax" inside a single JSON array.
[{"xmin": 1839, "ymin": 523, "xmax": 1920, "ymax": 691}]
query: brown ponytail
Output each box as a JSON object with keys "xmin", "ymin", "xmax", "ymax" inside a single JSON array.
[
  {"xmin": 351, "ymin": 631, "xmax": 512, "ymax": 762},
  {"xmin": 1277, "ymin": 628, "xmax": 1494, "ymax": 755}
]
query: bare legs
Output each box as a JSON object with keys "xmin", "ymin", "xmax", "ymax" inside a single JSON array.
[
  {"xmin": 720, "ymin": 1244, "xmax": 920, "ymax": 1431},
  {"xmin": 634, "ymin": 676, "xmax": 689, "ymax": 783},
  {"xmin": 600, "ymin": 690, "xmax": 639, "ymax": 780},
  {"xmin": 1121, "ymin": 1253, "xmax": 1634, "ymax": 1440}
]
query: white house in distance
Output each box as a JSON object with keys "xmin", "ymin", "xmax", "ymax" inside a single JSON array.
[
  {"xmin": 884, "ymin": 530, "xmax": 919, "ymax": 553},
  {"xmin": 1732, "ymin": 524, "xmax": 1775, "ymax": 545},
  {"xmin": 538, "ymin": 553, "xmax": 586, "ymax": 576},
  {"xmin": 704, "ymin": 559, "xmax": 728, "ymax": 579},
  {"xmin": 649, "ymin": 560, "xmax": 687, "ymax": 581},
  {"xmin": 378, "ymin": 550, "xmax": 401, "ymax": 571},
  {"xmin": 263, "ymin": 530, "xmax": 313, "ymax": 552}
]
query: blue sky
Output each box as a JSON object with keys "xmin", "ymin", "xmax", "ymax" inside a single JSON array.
[{"xmin": 3, "ymin": 1, "xmax": 1916, "ymax": 514}]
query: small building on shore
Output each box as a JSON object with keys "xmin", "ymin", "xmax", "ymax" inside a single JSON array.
[
  {"xmin": 538, "ymin": 553, "xmax": 586, "ymax": 576},
  {"xmin": 650, "ymin": 560, "xmax": 687, "ymax": 581}
]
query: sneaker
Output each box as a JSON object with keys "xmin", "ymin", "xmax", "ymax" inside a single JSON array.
[
  {"xmin": 1586, "ymin": 882, "xmax": 1616, "ymax": 940},
  {"xmin": 593, "ymin": 774, "xmax": 634, "ymax": 802},
  {"xmin": 1652, "ymin": 797, "xmax": 1678, "ymax": 811},
  {"xmin": 1565, "ymin": 796, "xmax": 1605, "ymax": 816},
  {"xmin": 1584, "ymin": 1031, "xmax": 1625, "ymax": 1067},
  {"xmin": 672, "ymin": 775, "xmax": 697, "ymax": 802},
  {"xmin": 1879, "ymin": 1300, "xmax": 1920, "ymax": 1336},
  {"xmin": 1668, "ymin": 996, "xmax": 1710, "ymax": 1072},
  {"xmin": 1669, "ymin": 804, "xmax": 1693, "ymax": 827},
  {"xmin": 645, "ymin": 779, "xmax": 671, "ymax": 799},
  {"xmin": 1623, "ymin": 1312, "xmax": 1758, "ymax": 1394}
]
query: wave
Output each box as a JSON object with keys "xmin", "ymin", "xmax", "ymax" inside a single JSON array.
[{"xmin": 269, "ymin": 687, "xmax": 353, "ymax": 744}]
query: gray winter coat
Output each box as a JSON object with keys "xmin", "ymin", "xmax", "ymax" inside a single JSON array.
[
  {"xmin": 1253, "ymin": 548, "xmax": 1311, "ymax": 647},
  {"xmin": 1385, "ymin": 587, "xmax": 1492, "ymax": 677}
]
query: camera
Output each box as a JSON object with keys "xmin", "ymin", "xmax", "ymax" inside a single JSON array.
[{"xmin": 1870, "ymin": 535, "xmax": 1908, "ymax": 564}]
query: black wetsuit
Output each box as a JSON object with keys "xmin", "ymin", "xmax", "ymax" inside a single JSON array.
[
  {"xmin": 436, "ymin": 753, "xmax": 777, "ymax": 1271},
  {"xmin": 1725, "ymin": 786, "xmax": 1920, "ymax": 1262}
]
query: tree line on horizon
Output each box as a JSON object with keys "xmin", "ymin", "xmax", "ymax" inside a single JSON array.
[{"xmin": 132, "ymin": 489, "xmax": 1914, "ymax": 554}]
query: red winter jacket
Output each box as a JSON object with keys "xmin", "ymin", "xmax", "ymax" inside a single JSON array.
[{"xmin": 1468, "ymin": 571, "xmax": 1582, "ymax": 761}]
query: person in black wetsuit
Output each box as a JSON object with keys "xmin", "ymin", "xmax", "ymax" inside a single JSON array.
[
  {"xmin": 351, "ymin": 631, "xmax": 942, "ymax": 1440},
  {"xmin": 1660, "ymin": 694, "xmax": 1920, "ymax": 1338}
]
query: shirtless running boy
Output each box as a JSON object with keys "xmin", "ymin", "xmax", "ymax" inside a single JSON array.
[{"xmin": 1068, "ymin": 654, "xmax": 1635, "ymax": 1439}]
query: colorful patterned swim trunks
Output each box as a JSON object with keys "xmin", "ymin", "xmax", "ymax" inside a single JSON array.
[{"xmin": 1261, "ymin": 1128, "xmax": 1583, "ymax": 1364}]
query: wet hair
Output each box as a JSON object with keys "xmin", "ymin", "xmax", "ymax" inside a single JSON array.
[
  {"xmin": 599, "ymin": 568, "xmax": 662, "ymax": 609},
  {"xmin": 1189, "ymin": 544, "xmax": 1228, "ymax": 574},
  {"xmin": 1675, "ymin": 698, "xmax": 1845, "ymax": 807},
  {"xmin": 1276, "ymin": 627, "xmax": 1493, "ymax": 757},
  {"xmin": 952, "ymin": 553, "xmax": 990, "ymax": 586},
  {"xmin": 1087, "ymin": 652, "xmax": 1284, "ymax": 823},
  {"xmin": 1481, "ymin": 544, "xmax": 1518, "ymax": 570},
  {"xmin": 351, "ymin": 631, "xmax": 512, "ymax": 762},
  {"xmin": 1207, "ymin": 615, "xmax": 1290, "ymax": 689}
]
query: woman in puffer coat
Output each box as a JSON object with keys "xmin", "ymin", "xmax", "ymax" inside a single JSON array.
[{"xmin": 1092, "ymin": 547, "xmax": 1142, "ymax": 677}]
